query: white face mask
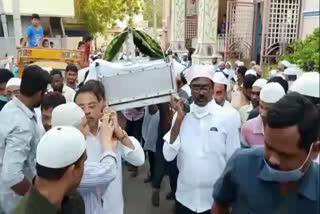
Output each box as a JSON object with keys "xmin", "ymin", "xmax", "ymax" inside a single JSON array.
[{"xmin": 191, "ymin": 103, "xmax": 211, "ymax": 119}]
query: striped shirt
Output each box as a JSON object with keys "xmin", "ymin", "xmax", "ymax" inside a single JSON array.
[{"xmin": 78, "ymin": 150, "xmax": 118, "ymax": 214}]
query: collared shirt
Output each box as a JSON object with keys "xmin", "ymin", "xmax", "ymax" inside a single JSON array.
[
  {"xmin": 213, "ymin": 147, "xmax": 320, "ymax": 214},
  {"xmin": 163, "ymin": 100, "xmax": 240, "ymax": 213},
  {"xmin": 0, "ymin": 98, "xmax": 40, "ymax": 214},
  {"xmin": 78, "ymin": 150, "xmax": 118, "ymax": 214},
  {"xmin": 15, "ymin": 187, "xmax": 85, "ymax": 214},
  {"xmin": 122, "ymin": 108, "xmax": 145, "ymax": 121},
  {"xmin": 48, "ymin": 85, "xmax": 76, "ymax": 103},
  {"xmin": 85, "ymin": 133, "xmax": 144, "ymax": 214},
  {"xmin": 241, "ymin": 115, "xmax": 264, "ymax": 146},
  {"xmin": 238, "ymin": 103, "xmax": 253, "ymax": 125}
]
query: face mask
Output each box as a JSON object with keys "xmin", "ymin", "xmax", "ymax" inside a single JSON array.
[
  {"xmin": 191, "ymin": 103, "xmax": 210, "ymax": 119},
  {"xmin": 263, "ymin": 143, "xmax": 314, "ymax": 182},
  {"xmin": 0, "ymin": 95, "xmax": 7, "ymax": 102}
]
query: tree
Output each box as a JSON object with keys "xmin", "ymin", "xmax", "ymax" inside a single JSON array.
[
  {"xmin": 143, "ymin": 0, "xmax": 163, "ymax": 28},
  {"xmin": 281, "ymin": 28, "xmax": 320, "ymax": 72},
  {"xmin": 74, "ymin": 0, "xmax": 144, "ymax": 34}
]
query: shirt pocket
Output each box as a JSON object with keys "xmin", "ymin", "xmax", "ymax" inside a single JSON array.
[{"xmin": 206, "ymin": 129, "xmax": 226, "ymax": 154}]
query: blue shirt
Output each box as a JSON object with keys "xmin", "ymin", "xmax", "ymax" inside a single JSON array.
[
  {"xmin": 26, "ymin": 25, "xmax": 43, "ymax": 47},
  {"xmin": 0, "ymin": 97, "xmax": 40, "ymax": 213},
  {"xmin": 213, "ymin": 147, "xmax": 320, "ymax": 214}
]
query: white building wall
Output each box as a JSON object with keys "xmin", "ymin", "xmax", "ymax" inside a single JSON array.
[
  {"xmin": 301, "ymin": 0, "xmax": 319, "ymax": 39},
  {"xmin": 2, "ymin": 0, "xmax": 74, "ymax": 17}
]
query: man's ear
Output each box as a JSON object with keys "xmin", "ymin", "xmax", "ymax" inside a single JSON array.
[{"xmin": 310, "ymin": 141, "xmax": 320, "ymax": 161}]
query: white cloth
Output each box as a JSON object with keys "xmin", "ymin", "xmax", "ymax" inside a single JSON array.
[
  {"xmin": 181, "ymin": 84, "xmax": 192, "ymax": 97},
  {"xmin": 223, "ymin": 101, "xmax": 241, "ymax": 130},
  {"xmin": 163, "ymin": 100, "xmax": 240, "ymax": 213},
  {"xmin": 84, "ymin": 132, "xmax": 145, "ymax": 214},
  {"xmin": 142, "ymin": 107, "xmax": 159, "ymax": 152}
]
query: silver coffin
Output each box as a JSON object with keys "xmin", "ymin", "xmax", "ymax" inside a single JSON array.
[{"xmin": 91, "ymin": 59, "xmax": 176, "ymax": 111}]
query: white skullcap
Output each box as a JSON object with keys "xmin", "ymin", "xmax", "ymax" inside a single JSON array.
[
  {"xmin": 185, "ymin": 65, "xmax": 214, "ymax": 83},
  {"xmin": 42, "ymin": 67, "xmax": 53, "ymax": 73},
  {"xmin": 253, "ymin": 78, "xmax": 267, "ymax": 89},
  {"xmin": 269, "ymin": 70, "xmax": 278, "ymax": 77},
  {"xmin": 52, "ymin": 103, "xmax": 85, "ymax": 128},
  {"xmin": 251, "ymin": 61, "xmax": 256, "ymax": 65},
  {"xmin": 182, "ymin": 53, "xmax": 188, "ymax": 56},
  {"xmin": 238, "ymin": 61, "xmax": 245, "ymax": 66},
  {"xmin": 275, "ymin": 73, "xmax": 286, "ymax": 80},
  {"xmin": 235, "ymin": 60, "xmax": 240, "ymax": 65},
  {"xmin": 283, "ymin": 67, "xmax": 298, "ymax": 76},
  {"xmin": 279, "ymin": 60, "xmax": 291, "ymax": 68},
  {"xmin": 245, "ymin": 69, "xmax": 257, "ymax": 76},
  {"xmin": 290, "ymin": 72, "xmax": 320, "ymax": 98},
  {"xmin": 260, "ymin": 82, "xmax": 285, "ymax": 103},
  {"xmin": 6, "ymin": 78, "xmax": 21, "ymax": 88},
  {"xmin": 213, "ymin": 72, "xmax": 229, "ymax": 85},
  {"xmin": 37, "ymin": 126, "xmax": 86, "ymax": 168}
]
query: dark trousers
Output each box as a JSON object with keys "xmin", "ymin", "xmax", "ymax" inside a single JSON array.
[
  {"xmin": 125, "ymin": 118, "xmax": 143, "ymax": 142},
  {"xmin": 125, "ymin": 118, "xmax": 143, "ymax": 169},
  {"xmin": 152, "ymin": 130, "xmax": 179, "ymax": 194},
  {"xmin": 176, "ymin": 201, "xmax": 211, "ymax": 214},
  {"xmin": 147, "ymin": 150, "xmax": 155, "ymax": 179}
]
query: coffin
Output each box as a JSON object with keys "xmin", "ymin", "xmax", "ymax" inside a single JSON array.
[{"xmin": 86, "ymin": 58, "xmax": 176, "ymax": 111}]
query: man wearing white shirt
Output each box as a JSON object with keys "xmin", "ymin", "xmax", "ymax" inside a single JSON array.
[
  {"xmin": 75, "ymin": 80, "xmax": 145, "ymax": 214},
  {"xmin": 163, "ymin": 65, "xmax": 240, "ymax": 214},
  {"xmin": 51, "ymin": 102, "xmax": 118, "ymax": 214},
  {"xmin": 213, "ymin": 72, "xmax": 241, "ymax": 132}
]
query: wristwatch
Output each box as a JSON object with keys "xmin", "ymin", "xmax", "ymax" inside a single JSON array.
[{"xmin": 120, "ymin": 129, "xmax": 128, "ymax": 141}]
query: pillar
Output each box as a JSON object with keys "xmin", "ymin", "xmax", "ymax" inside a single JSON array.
[
  {"xmin": 192, "ymin": 0, "xmax": 220, "ymax": 64},
  {"xmin": 169, "ymin": 0, "xmax": 187, "ymax": 55}
]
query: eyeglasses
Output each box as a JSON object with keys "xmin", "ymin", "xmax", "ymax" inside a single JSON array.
[{"xmin": 191, "ymin": 85, "xmax": 211, "ymax": 93}]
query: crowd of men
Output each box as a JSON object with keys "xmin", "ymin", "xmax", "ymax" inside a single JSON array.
[{"xmin": 0, "ymin": 12, "xmax": 319, "ymax": 214}]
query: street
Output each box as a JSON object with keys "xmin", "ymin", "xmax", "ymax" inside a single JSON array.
[{"xmin": 123, "ymin": 162, "xmax": 175, "ymax": 214}]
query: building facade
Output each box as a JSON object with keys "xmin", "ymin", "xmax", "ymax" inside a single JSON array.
[{"xmin": 163, "ymin": 0, "xmax": 319, "ymax": 64}]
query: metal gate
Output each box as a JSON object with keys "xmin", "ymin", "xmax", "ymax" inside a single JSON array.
[
  {"xmin": 260, "ymin": 0, "xmax": 302, "ymax": 64},
  {"xmin": 225, "ymin": 0, "xmax": 255, "ymax": 60}
]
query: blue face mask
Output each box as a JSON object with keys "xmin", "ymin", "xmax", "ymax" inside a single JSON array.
[
  {"xmin": 263, "ymin": 143, "xmax": 314, "ymax": 182},
  {"xmin": 0, "ymin": 95, "xmax": 7, "ymax": 102}
]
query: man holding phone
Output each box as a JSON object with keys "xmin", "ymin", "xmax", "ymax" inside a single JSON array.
[{"xmin": 163, "ymin": 65, "xmax": 240, "ymax": 214}]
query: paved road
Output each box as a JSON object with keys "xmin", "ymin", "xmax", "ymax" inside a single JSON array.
[{"xmin": 123, "ymin": 162, "xmax": 175, "ymax": 214}]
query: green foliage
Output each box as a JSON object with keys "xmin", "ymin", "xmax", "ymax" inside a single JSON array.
[
  {"xmin": 281, "ymin": 28, "xmax": 320, "ymax": 72},
  {"xmin": 104, "ymin": 28, "xmax": 163, "ymax": 61},
  {"xmin": 143, "ymin": 0, "xmax": 163, "ymax": 28},
  {"xmin": 75, "ymin": 0, "xmax": 144, "ymax": 34},
  {"xmin": 104, "ymin": 32, "xmax": 128, "ymax": 61}
]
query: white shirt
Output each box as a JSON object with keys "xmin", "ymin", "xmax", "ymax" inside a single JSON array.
[
  {"xmin": 163, "ymin": 101, "xmax": 240, "ymax": 213},
  {"xmin": 48, "ymin": 84, "xmax": 76, "ymax": 103},
  {"xmin": 142, "ymin": 107, "xmax": 159, "ymax": 152},
  {"xmin": 223, "ymin": 101, "xmax": 241, "ymax": 130},
  {"xmin": 83, "ymin": 134, "xmax": 144, "ymax": 214}
]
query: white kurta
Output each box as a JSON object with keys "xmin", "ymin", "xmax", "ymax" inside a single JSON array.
[{"xmin": 163, "ymin": 101, "xmax": 240, "ymax": 213}]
